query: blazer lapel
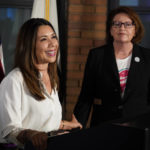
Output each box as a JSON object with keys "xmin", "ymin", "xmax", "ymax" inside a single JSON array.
[
  {"xmin": 106, "ymin": 44, "xmax": 120, "ymax": 86},
  {"xmin": 123, "ymin": 44, "xmax": 141, "ymax": 101}
]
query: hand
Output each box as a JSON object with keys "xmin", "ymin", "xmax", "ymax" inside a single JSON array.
[
  {"xmin": 59, "ymin": 114, "xmax": 82, "ymax": 130},
  {"xmin": 29, "ymin": 131, "xmax": 48, "ymax": 150},
  {"xmin": 71, "ymin": 114, "xmax": 81, "ymax": 125},
  {"xmin": 17, "ymin": 130, "xmax": 48, "ymax": 150},
  {"xmin": 71, "ymin": 114, "xmax": 83, "ymax": 129}
]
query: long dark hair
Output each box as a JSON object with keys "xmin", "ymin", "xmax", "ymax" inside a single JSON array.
[
  {"xmin": 106, "ymin": 6, "xmax": 144, "ymax": 44},
  {"xmin": 14, "ymin": 18, "xmax": 59, "ymax": 100}
]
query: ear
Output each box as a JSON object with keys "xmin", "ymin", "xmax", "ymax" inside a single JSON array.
[{"xmin": 133, "ymin": 31, "xmax": 136, "ymax": 37}]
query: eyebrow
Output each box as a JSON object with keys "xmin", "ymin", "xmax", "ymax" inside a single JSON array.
[
  {"xmin": 113, "ymin": 20, "xmax": 132, "ymax": 23},
  {"xmin": 38, "ymin": 32, "xmax": 56, "ymax": 38}
]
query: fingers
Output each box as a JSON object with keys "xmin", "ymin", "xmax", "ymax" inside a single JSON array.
[
  {"xmin": 63, "ymin": 124, "xmax": 72, "ymax": 130},
  {"xmin": 17, "ymin": 129, "xmax": 48, "ymax": 150},
  {"xmin": 77, "ymin": 123, "xmax": 83, "ymax": 129},
  {"xmin": 62, "ymin": 120, "xmax": 82, "ymax": 130},
  {"xmin": 31, "ymin": 132, "xmax": 48, "ymax": 150}
]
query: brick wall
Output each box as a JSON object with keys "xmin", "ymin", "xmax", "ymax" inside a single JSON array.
[{"xmin": 65, "ymin": 0, "xmax": 107, "ymax": 120}]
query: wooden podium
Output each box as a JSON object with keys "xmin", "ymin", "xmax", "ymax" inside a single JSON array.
[{"xmin": 25, "ymin": 123, "xmax": 145, "ymax": 150}]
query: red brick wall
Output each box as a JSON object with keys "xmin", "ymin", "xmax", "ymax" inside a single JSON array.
[{"xmin": 65, "ymin": 0, "xmax": 107, "ymax": 120}]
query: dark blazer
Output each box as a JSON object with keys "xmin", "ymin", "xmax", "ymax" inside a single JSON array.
[{"xmin": 74, "ymin": 44, "xmax": 150, "ymax": 127}]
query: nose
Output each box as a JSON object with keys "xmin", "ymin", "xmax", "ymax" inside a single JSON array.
[
  {"xmin": 120, "ymin": 23, "xmax": 126, "ymax": 29},
  {"xmin": 48, "ymin": 39, "xmax": 58, "ymax": 49},
  {"xmin": 48, "ymin": 39, "xmax": 54, "ymax": 46}
]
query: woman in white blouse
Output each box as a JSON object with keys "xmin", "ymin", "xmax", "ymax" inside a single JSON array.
[{"xmin": 0, "ymin": 18, "xmax": 82, "ymax": 150}]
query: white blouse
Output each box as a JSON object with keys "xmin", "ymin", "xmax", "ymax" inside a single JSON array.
[{"xmin": 0, "ymin": 68, "xmax": 62, "ymax": 145}]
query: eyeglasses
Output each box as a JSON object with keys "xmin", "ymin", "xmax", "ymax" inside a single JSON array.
[{"xmin": 112, "ymin": 21, "xmax": 135, "ymax": 28}]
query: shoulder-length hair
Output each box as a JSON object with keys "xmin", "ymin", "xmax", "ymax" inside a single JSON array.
[
  {"xmin": 106, "ymin": 6, "xmax": 144, "ymax": 44},
  {"xmin": 14, "ymin": 18, "xmax": 59, "ymax": 100}
]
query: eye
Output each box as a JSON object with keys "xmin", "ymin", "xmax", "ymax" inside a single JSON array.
[
  {"xmin": 124, "ymin": 22, "xmax": 133, "ymax": 27},
  {"xmin": 52, "ymin": 35, "xmax": 57, "ymax": 39},
  {"xmin": 115, "ymin": 23, "xmax": 120, "ymax": 27},
  {"xmin": 112, "ymin": 21, "xmax": 134, "ymax": 28},
  {"xmin": 40, "ymin": 38, "xmax": 47, "ymax": 41},
  {"xmin": 112, "ymin": 22, "xmax": 121, "ymax": 27}
]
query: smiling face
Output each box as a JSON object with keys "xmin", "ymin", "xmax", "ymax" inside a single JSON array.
[
  {"xmin": 110, "ymin": 13, "xmax": 135, "ymax": 44},
  {"xmin": 35, "ymin": 25, "xmax": 59, "ymax": 65}
]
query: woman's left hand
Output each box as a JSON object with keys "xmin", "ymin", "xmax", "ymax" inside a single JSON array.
[{"xmin": 59, "ymin": 114, "xmax": 82, "ymax": 130}]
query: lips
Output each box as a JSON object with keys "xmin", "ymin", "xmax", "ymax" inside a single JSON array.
[
  {"xmin": 118, "ymin": 32, "xmax": 126, "ymax": 35},
  {"xmin": 46, "ymin": 50, "xmax": 56, "ymax": 57}
]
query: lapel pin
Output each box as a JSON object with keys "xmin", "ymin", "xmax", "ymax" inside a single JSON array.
[{"xmin": 134, "ymin": 57, "xmax": 140, "ymax": 62}]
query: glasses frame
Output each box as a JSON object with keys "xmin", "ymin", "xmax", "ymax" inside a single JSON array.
[{"xmin": 112, "ymin": 21, "xmax": 135, "ymax": 28}]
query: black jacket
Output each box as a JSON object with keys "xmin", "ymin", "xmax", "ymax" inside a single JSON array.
[{"xmin": 74, "ymin": 44, "xmax": 150, "ymax": 127}]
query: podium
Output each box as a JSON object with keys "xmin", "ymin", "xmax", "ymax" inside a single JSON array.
[{"xmin": 25, "ymin": 123, "xmax": 145, "ymax": 150}]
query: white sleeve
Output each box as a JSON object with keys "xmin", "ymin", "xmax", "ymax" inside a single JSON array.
[{"xmin": 0, "ymin": 74, "xmax": 24, "ymax": 144}]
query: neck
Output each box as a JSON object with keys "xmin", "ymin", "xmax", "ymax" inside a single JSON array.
[{"xmin": 113, "ymin": 42, "xmax": 133, "ymax": 59}]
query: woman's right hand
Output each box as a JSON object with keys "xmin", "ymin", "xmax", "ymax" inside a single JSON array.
[{"xmin": 17, "ymin": 129, "xmax": 48, "ymax": 150}]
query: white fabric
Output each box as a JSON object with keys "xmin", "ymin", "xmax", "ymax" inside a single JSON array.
[
  {"xmin": 116, "ymin": 54, "xmax": 132, "ymax": 71},
  {"xmin": 31, "ymin": 0, "xmax": 45, "ymax": 18},
  {"xmin": 0, "ymin": 42, "xmax": 5, "ymax": 73},
  {"xmin": 31, "ymin": 0, "xmax": 59, "ymax": 37},
  {"xmin": 0, "ymin": 68, "xmax": 62, "ymax": 144},
  {"xmin": 116, "ymin": 54, "xmax": 132, "ymax": 97}
]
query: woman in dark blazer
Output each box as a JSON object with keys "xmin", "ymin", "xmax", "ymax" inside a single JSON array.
[{"xmin": 73, "ymin": 6, "xmax": 150, "ymax": 128}]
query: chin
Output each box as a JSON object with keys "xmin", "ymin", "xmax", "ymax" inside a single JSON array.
[
  {"xmin": 49, "ymin": 59, "xmax": 56, "ymax": 63},
  {"xmin": 117, "ymin": 39, "xmax": 130, "ymax": 43}
]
